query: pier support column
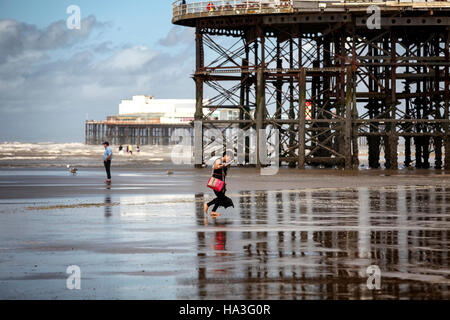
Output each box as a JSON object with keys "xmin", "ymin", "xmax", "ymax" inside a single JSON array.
[
  {"xmin": 404, "ymin": 81, "xmax": 412, "ymax": 167},
  {"xmin": 298, "ymin": 68, "xmax": 306, "ymax": 169},
  {"xmin": 434, "ymin": 36, "xmax": 443, "ymax": 169},
  {"xmin": 194, "ymin": 27, "xmax": 204, "ymax": 168},
  {"xmin": 349, "ymin": 32, "xmax": 359, "ymax": 169},
  {"xmin": 344, "ymin": 67, "xmax": 353, "ymax": 170},
  {"xmin": 386, "ymin": 34, "xmax": 398, "ymax": 170},
  {"xmin": 239, "ymin": 58, "xmax": 249, "ymax": 166},
  {"xmin": 256, "ymin": 67, "xmax": 266, "ymax": 169},
  {"xmin": 366, "ymin": 39, "xmax": 380, "ymax": 168},
  {"xmin": 351, "ymin": 69, "xmax": 359, "ymax": 168},
  {"xmin": 85, "ymin": 122, "xmax": 88, "ymax": 144},
  {"xmin": 256, "ymin": 27, "xmax": 266, "ymax": 170},
  {"xmin": 288, "ymin": 37, "xmax": 296, "ymax": 168},
  {"xmin": 387, "ymin": 134, "xmax": 399, "ymax": 170},
  {"xmin": 445, "ymin": 32, "xmax": 450, "ymax": 170},
  {"xmin": 275, "ymin": 38, "xmax": 283, "ymax": 167},
  {"xmin": 336, "ymin": 33, "xmax": 346, "ymax": 163}
]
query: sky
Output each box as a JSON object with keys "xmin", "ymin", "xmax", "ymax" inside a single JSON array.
[{"xmin": 0, "ymin": 0, "xmax": 196, "ymax": 142}]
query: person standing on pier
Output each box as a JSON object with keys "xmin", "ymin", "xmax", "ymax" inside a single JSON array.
[
  {"xmin": 206, "ymin": 1, "xmax": 215, "ymax": 12},
  {"xmin": 103, "ymin": 141, "xmax": 113, "ymax": 184},
  {"xmin": 181, "ymin": 0, "xmax": 187, "ymax": 15}
]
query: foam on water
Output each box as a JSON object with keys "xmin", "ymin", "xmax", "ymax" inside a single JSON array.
[{"xmin": 0, "ymin": 142, "xmax": 174, "ymax": 167}]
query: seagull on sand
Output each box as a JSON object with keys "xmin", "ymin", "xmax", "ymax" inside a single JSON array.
[{"xmin": 67, "ymin": 165, "xmax": 78, "ymax": 175}]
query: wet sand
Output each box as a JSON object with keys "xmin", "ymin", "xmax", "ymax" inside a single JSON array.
[
  {"xmin": 0, "ymin": 167, "xmax": 449, "ymax": 299},
  {"xmin": 0, "ymin": 167, "xmax": 449, "ymax": 199}
]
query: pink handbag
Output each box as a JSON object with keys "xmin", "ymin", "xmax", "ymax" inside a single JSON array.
[
  {"xmin": 207, "ymin": 157, "xmax": 226, "ymax": 192},
  {"xmin": 207, "ymin": 177, "xmax": 224, "ymax": 192}
]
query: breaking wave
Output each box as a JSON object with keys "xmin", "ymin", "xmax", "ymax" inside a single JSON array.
[{"xmin": 0, "ymin": 142, "xmax": 176, "ymax": 168}]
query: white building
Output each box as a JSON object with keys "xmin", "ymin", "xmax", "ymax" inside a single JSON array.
[{"xmin": 118, "ymin": 95, "xmax": 239, "ymax": 123}]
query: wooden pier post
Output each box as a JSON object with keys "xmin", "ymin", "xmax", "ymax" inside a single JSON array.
[{"xmin": 298, "ymin": 68, "xmax": 306, "ymax": 169}]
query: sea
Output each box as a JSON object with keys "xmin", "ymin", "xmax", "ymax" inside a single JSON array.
[
  {"xmin": 0, "ymin": 141, "xmax": 440, "ymax": 169},
  {"xmin": 0, "ymin": 142, "xmax": 175, "ymax": 168}
]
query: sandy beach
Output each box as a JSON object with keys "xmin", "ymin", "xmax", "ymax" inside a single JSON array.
[
  {"xmin": 2, "ymin": 0, "xmax": 450, "ymax": 306},
  {"xmin": 0, "ymin": 166, "xmax": 449, "ymax": 299}
]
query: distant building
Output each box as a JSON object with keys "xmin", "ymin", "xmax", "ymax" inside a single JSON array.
[
  {"xmin": 117, "ymin": 96, "xmax": 197, "ymax": 124},
  {"xmin": 111, "ymin": 95, "xmax": 239, "ymax": 122}
]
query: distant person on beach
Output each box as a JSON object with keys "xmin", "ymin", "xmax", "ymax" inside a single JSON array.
[
  {"xmin": 137, "ymin": 145, "xmax": 140, "ymax": 154},
  {"xmin": 204, "ymin": 151, "xmax": 234, "ymax": 217},
  {"xmin": 103, "ymin": 142, "xmax": 113, "ymax": 184},
  {"xmin": 126, "ymin": 145, "xmax": 129, "ymax": 153},
  {"xmin": 119, "ymin": 145, "xmax": 123, "ymax": 155},
  {"xmin": 129, "ymin": 144, "xmax": 133, "ymax": 155}
]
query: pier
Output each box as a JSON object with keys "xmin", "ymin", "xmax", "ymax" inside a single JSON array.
[
  {"xmin": 173, "ymin": 0, "xmax": 450, "ymax": 169},
  {"xmin": 85, "ymin": 120, "xmax": 192, "ymax": 146}
]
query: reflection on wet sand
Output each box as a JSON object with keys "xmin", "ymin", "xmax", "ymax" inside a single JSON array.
[
  {"xmin": 104, "ymin": 195, "xmax": 112, "ymax": 218},
  {"xmin": 193, "ymin": 186, "xmax": 450, "ymax": 299},
  {"xmin": 3, "ymin": 185, "xmax": 447, "ymax": 299}
]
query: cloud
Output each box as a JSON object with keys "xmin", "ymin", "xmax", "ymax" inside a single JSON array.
[
  {"xmin": 0, "ymin": 18, "xmax": 197, "ymax": 141},
  {"xmin": 157, "ymin": 26, "xmax": 194, "ymax": 47},
  {"xmin": 0, "ymin": 16, "xmax": 104, "ymax": 63},
  {"xmin": 93, "ymin": 41, "xmax": 114, "ymax": 53},
  {"xmin": 102, "ymin": 46, "xmax": 157, "ymax": 71}
]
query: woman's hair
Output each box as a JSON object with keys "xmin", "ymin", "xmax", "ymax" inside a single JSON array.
[{"xmin": 223, "ymin": 150, "xmax": 234, "ymax": 158}]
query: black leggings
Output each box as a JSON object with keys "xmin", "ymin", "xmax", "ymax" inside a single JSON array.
[
  {"xmin": 104, "ymin": 160, "xmax": 111, "ymax": 180},
  {"xmin": 207, "ymin": 189, "xmax": 226, "ymax": 212}
]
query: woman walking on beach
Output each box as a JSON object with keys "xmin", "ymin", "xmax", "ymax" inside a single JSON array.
[{"xmin": 204, "ymin": 151, "xmax": 234, "ymax": 217}]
